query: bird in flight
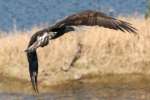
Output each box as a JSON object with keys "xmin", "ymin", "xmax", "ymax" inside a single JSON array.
[{"xmin": 25, "ymin": 10, "xmax": 137, "ymax": 93}]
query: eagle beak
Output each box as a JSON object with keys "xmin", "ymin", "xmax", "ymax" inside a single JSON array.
[{"xmin": 27, "ymin": 51, "xmax": 39, "ymax": 93}]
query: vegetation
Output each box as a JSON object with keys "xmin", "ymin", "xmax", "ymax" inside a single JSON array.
[{"xmin": 0, "ymin": 18, "xmax": 150, "ymax": 92}]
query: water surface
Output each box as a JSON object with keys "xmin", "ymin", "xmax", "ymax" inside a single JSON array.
[{"xmin": 0, "ymin": 74, "xmax": 150, "ymax": 100}]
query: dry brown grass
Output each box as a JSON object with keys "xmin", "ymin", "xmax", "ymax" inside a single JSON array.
[{"xmin": 0, "ymin": 18, "xmax": 150, "ymax": 87}]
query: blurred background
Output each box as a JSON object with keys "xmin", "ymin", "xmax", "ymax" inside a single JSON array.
[
  {"xmin": 0, "ymin": 0, "xmax": 148, "ymax": 32},
  {"xmin": 1, "ymin": 0, "xmax": 150, "ymax": 99}
]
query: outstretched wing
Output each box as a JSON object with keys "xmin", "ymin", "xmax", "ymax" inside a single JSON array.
[
  {"xmin": 52, "ymin": 10, "xmax": 137, "ymax": 34},
  {"xmin": 27, "ymin": 51, "xmax": 39, "ymax": 93},
  {"xmin": 26, "ymin": 34, "xmax": 39, "ymax": 93}
]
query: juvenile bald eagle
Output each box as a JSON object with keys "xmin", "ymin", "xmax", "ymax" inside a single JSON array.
[{"xmin": 25, "ymin": 10, "xmax": 137, "ymax": 93}]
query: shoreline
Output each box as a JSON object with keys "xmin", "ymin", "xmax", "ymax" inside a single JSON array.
[{"xmin": 0, "ymin": 73, "xmax": 150, "ymax": 94}]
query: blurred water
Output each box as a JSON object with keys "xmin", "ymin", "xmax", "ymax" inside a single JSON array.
[
  {"xmin": 1, "ymin": 90, "xmax": 149, "ymax": 100},
  {"xmin": 0, "ymin": 0, "xmax": 146, "ymax": 32},
  {"xmin": 0, "ymin": 74, "xmax": 150, "ymax": 100},
  {"xmin": 0, "ymin": 83, "xmax": 149, "ymax": 100}
]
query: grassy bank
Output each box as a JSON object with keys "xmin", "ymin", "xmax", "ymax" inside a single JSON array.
[{"xmin": 0, "ymin": 18, "xmax": 150, "ymax": 90}]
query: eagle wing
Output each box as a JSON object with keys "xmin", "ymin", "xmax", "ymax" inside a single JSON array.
[
  {"xmin": 27, "ymin": 51, "xmax": 39, "ymax": 93},
  {"xmin": 52, "ymin": 10, "xmax": 137, "ymax": 33}
]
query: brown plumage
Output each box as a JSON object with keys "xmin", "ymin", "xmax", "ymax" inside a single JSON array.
[{"xmin": 25, "ymin": 10, "xmax": 138, "ymax": 93}]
